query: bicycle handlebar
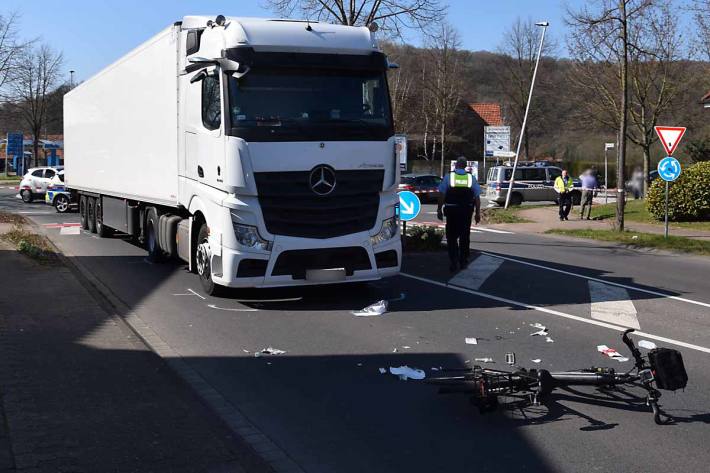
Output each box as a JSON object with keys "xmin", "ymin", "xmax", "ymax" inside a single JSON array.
[{"xmin": 621, "ymin": 329, "xmax": 645, "ymax": 369}]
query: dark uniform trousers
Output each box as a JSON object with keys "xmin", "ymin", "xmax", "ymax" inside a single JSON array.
[{"xmin": 444, "ymin": 205, "xmax": 474, "ymax": 264}]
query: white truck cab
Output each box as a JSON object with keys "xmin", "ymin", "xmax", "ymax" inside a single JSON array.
[{"xmin": 64, "ymin": 15, "xmax": 401, "ymax": 294}]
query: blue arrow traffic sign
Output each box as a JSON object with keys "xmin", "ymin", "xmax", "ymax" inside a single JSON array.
[
  {"xmin": 398, "ymin": 191, "xmax": 421, "ymax": 222},
  {"xmin": 657, "ymin": 156, "xmax": 681, "ymax": 182}
]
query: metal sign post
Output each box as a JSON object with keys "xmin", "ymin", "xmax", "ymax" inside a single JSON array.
[
  {"xmin": 604, "ymin": 143, "xmax": 614, "ymax": 204},
  {"xmin": 657, "ymin": 156, "xmax": 681, "ymax": 239}
]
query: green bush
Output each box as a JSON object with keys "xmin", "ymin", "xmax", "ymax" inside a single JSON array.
[
  {"xmin": 647, "ymin": 161, "xmax": 710, "ymax": 221},
  {"xmin": 404, "ymin": 224, "xmax": 444, "ymax": 251}
]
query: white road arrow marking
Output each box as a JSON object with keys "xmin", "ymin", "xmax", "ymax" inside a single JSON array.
[
  {"xmin": 589, "ymin": 281, "xmax": 640, "ymax": 329},
  {"xmin": 450, "ymin": 254, "xmax": 503, "ymax": 290}
]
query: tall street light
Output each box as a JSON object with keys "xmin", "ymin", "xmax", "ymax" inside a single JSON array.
[
  {"xmin": 604, "ymin": 142, "xmax": 615, "ymax": 203},
  {"xmin": 504, "ymin": 21, "xmax": 549, "ymax": 209},
  {"xmin": 69, "ymin": 70, "xmax": 75, "ymax": 88}
]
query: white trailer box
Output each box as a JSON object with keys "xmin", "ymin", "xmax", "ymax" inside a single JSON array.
[{"xmin": 64, "ymin": 27, "xmax": 179, "ymax": 206}]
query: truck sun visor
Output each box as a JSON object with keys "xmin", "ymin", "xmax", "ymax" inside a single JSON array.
[{"xmin": 222, "ymin": 47, "xmax": 388, "ymax": 71}]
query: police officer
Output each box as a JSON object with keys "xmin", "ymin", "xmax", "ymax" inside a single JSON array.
[
  {"xmin": 555, "ymin": 169, "xmax": 574, "ymax": 221},
  {"xmin": 437, "ymin": 157, "xmax": 481, "ymax": 272}
]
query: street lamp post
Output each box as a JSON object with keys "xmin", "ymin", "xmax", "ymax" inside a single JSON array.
[
  {"xmin": 69, "ymin": 70, "xmax": 75, "ymax": 88},
  {"xmin": 504, "ymin": 21, "xmax": 549, "ymax": 209},
  {"xmin": 604, "ymin": 142, "xmax": 614, "ymax": 204}
]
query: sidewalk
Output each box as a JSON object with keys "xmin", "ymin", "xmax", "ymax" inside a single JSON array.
[
  {"xmin": 0, "ymin": 237, "xmax": 267, "ymax": 472},
  {"xmin": 495, "ymin": 205, "xmax": 710, "ymax": 241}
]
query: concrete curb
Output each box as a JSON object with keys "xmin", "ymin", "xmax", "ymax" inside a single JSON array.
[{"xmin": 32, "ymin": 222, "xmax": 305, "ymax": 473}]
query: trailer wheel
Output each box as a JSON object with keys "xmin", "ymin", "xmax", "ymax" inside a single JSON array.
[
  {"xmin": 80, "ymin": 196, "xmax": 88, "ymax": 229},
  {"xmin": 54, "ymin": 194, "xmax": 70, "ymax": 213},
  {"xmin": 196, "ymin": 223, "xmax": 224, "ymax": 296},
  {"xmin": 145, "ymin": 207, "xmax": 162, "ymax": 262},
  {"xmin": 87, "ymin": 197, "xmax": 97, "ymax": 233},
  {"xmin": 95, "ymin": 198, "xmax": 112, "ymax": 237}
]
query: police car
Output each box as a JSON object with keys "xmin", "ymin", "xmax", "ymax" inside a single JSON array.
[
  {"xmin": 486, "ymin": 163, "xmax": 581, "ymax": 206},
  {"xmin": 44, "ymin": 171, "xmax": 77, "ymax": 213}
]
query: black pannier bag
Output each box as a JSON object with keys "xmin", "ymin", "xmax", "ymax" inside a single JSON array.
[{"xmin": 649, "ymin": 348, "xmax": 688, "ymax": 391}]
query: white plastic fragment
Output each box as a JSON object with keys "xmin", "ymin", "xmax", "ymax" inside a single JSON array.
[
  {"xmin": 545, "ymin": 337, "xmax": 554, "ymax": 343},
  {"xmin": 257, "ymin": 346, "xmax": 286, "ymax": 356},
  {"xmin": 531, "ymin": 359, "xmax": 542, "ymax": 363},
  {"xmin": 402, "ymin": 346, "xmax": 411, "ymax": 349},
  {"xmin": 474, "ymin": 357, "xmax": 494, "ymax": 363},
  {"xmin": 351, "ymin": 300, "xmax": 388, "ymax": 317},
  {"xmin": 638, "ymin": 340, "xmax": 657, "ymax": 350},
  {"xmin": 531, "ymin": 329, "xmax": 548, "ymax": 337},
  {"xmin": 597, "ymin": 345, "xmax": 629, "ymax": 363},
  {"xmin": 379, "ymin": 368, "xmax": 387, "ymax": 374},
  {"xmin": 389, "ymin": 366, "xmax": 426, "ymax": 381},
  {"xmin": 465, "ymin": 337, "xmax": 478, "ymax": 345}
]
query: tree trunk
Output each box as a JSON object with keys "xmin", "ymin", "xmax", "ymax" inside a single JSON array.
[
  {"xmin": 524, "ymin": 128, "xmax": 530, "ymax": 160},
  {"xmin": 32, "ymin": 132, "xmax": 40, "ymax": 169},
  {"xmin": 616, "ymin": 0, "xmax": 628, "ymax": 232},
  {"xmin": 439, "ymin": 121, "xmax": 446, "ymax": 177}
]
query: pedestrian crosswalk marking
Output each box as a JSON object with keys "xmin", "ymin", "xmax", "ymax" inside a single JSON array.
[
  {"xmin": 589, "ymin": 281, "xmax": 640, "ymax": 330},
  {"xmin": 449, "ymin": 254, "xmax": 503, "ymax": 290}
]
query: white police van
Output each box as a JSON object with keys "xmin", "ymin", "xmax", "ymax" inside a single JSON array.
[{"xmin": 486, "ymin": 163, "xmax": 581, "ymax": 206}]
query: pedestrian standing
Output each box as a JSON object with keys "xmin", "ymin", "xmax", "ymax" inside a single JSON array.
[
  {"xmin": 554, "ymin": 169, "xmax": 574, "ymax": 221},
  {"xmin": 437, "ymin": 157, "xmax": 481, "ymax": 272},
  {"xmin": 579, "ymin": 169, "xmax": 598, "ymax": 220}
]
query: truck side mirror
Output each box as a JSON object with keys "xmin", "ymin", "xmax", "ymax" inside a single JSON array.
[{"xmin": 190, "ymin": 69, "xmax": 208, "ymax": 84}]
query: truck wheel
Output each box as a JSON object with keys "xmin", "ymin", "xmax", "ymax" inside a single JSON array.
[
  {"xmin": 195, "ymin": 223, "xmax": 224, "ymax": 296},
  {"xmin": 21, "ymin": 189, "xmax": 33, "ymax": 203},
  {"xmin": 95, "ymin": 198, "xmax": 112, "ymax": 237},
  {"xmin": 87, "ymin": 197, "xmax": 97, "ymax": 233},
  {"xmin": 80, "ymin": 196, "xmax": 89, "ymax": 229},
  {"xmin": 145, "ymin": 208, "xmax": 162, "ymax": 262},
  {"xmin": 54, "ymin": 194, "xmax": 70, "ymax": 213}
]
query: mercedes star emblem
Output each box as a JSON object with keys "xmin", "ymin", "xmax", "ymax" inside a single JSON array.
[{"xmin": 309, "ymin": 165, "xmax": 336, "ymax": 196}]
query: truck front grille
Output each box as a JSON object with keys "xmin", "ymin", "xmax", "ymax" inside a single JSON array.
[{"xmin": 254, "ymin": 170, "xmax": 384, "ymax": 239}]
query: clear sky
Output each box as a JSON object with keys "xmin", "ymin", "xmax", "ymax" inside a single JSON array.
[{"xmin": 2, "ymin": 0, "xmax": 585, "ymax": 82}]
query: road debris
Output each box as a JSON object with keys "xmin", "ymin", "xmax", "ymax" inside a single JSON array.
[
  {"xmin": 474, "ymin": 357, "xmax": 494, "ymax": 363},
  {"xmin": 597, "ymin": 345, "xmax": 629, "ymax": 363},
  {"xmin": 389, "ymin": 366, "xmax": 426, "ymax": 381},
  {"xmin": 254, "ymin": 346, "xmax": 287, "ymax": 357},
  {"xmin": 530, "ymin": 323, "xmax": 548, "ymax": 337},
  {"xmin": 531, "ymin": 359, "xmax": 542, "ymax": 363},
  {"xmin": 638, "ymin": 340, "xmax": 657, "ymax": 350},
  {"xmin": 379, "ymin": 368, "xmax": 387, "ymax": 374},
  {"xmin": 545, "ymin": 337, "xmax": 554, "ymax": 343},
  {"xmin": 351, "ymin": 300, "xmax": 388, "ymax": 317},
  {"xmin": 465, "ymin": 337, "xmax": 477, "ymax": 345},
  {"xmin": 505, "ymin": 353, "xmax": 516, "ymax": 365}
]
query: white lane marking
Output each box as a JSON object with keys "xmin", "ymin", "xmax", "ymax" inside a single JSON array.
[
  {"xmin": 19, "ymin": 211, "xmax": 52, "ymax": 215},
  {"xmin": 476, "ymin": 227, "xmax": 514, "ymax": 234},
  {"xmin": 188, "ymin": 288, "xmax": 206, "ymax": 300},
  {"xmin": 207, "ymin": 304, "xmax": 258, "ymax": 312},
  {"xmin": 450, "ymin": 254, "xmax": 503, "ymax": 290},
  {"xmin": 401, "ymin": 272, "xmax": 710, "ymax": 355},
  {"xmin": 589, "ymin": 281, "xmax": 640, "ymax": 329},
  {"xmin": 233, "ymin": 297, "xmax": 303, "ymax": 303},
  {"xmin": 59, "ymin": 226, "xmax": 81, "ymax": 235},
  {"xmin": 481, "ymin": 252, "xmax": 710, "ymax": 310}
]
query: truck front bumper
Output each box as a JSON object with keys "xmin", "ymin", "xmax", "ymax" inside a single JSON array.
[{"xmin": 211, "ymin": 233, "xmax": 401, "ymax": 288}]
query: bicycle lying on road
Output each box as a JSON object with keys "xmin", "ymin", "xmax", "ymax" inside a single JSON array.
[{"xmin": 427, "ymin": 329, "xmax": 688, "ymax": 424}]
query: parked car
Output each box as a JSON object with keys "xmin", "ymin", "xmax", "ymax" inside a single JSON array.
[
  {"xmin": 44, "ymin": 171, "xmax": 77, "ymax": 213},
  {"xmin": 486, "ymin": 164, "xmax": 581, "ymax": 206},
  {"xmin": 399, "ymin": 174, "xmax": 443, "ymax": 203},
  {"xmin": 18, "ymin": 166, "xmax": 64, "ymax": 203}
]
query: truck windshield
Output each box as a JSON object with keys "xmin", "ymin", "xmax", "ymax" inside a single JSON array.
[{"xmin": 227, "ymin": 68, "xmax": 393, "ymax": 141}]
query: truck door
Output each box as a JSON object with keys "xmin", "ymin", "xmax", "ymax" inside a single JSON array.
[{"xmin": 184, "ymin": 68, "xmax": 225, "ymax": 188}]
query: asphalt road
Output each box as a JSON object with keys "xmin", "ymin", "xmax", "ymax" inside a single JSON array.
[{"xmin": 2, "ymin": 187, "xmax": 710, "ymax": 473}]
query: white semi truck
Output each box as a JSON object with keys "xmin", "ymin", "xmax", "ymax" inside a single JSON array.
[{"xmin": 64, "ymin": 15, "xmax": 402, "ymax": 294}]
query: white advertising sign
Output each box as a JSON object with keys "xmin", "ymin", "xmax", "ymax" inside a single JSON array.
[{"xmin": 484, "ymin": 126, "xmax": 511, "ymax": 158}]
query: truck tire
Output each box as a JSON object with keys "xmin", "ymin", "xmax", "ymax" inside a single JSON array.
[
  {"xmin": 87, "ymin": 197, "xmax": 97, "ymax": 233},
  {"xmin": 54, "ymin": 194, "xmax": 70, "ymax": 213},
  {"xmin": 80, "ymin": 196, "xmax": 89, "ymax": 229},
  {"xmin": 195, "ymin": 223, "xmax": 224, "ymax": 296},
  {"xmin": 94, "ymin": 198, "xmax": 113, "ymax": 238},
  {"xmin": 21, "ymin": 189, "xmax": 33, "ymax": 203},
  {"xmin": 145, "ymin": 207, "xmax": 162, "ymax": 262}
]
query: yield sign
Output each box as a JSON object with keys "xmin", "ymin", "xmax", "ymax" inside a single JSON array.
[{"xmin": 654, "ymin": 126, "xmax": 686, "ymax": 156}]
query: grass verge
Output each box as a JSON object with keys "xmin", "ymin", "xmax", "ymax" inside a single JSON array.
[
  {"xmin": 1, "ymin": 225, "xmax": 61, "ymax": 264},
  {"xmin": 482, "ymin": 206, "xmax": 531, "ymax": 224},
  {"xmin": 546, "ymin": 228, "xmax": 710, "ymax": 256},
  {"xmin": 590, "ymin": 199, "xmax": 710, "ymax": 231}
]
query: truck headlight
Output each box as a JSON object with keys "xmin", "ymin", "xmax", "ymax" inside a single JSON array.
[
  {"xmin": 233, "ymin": 223, "xmax": 272, "ymax": 251},
  {"xmin": 370, "ymin": 216, "xmax": 399, "ymax": 246}
]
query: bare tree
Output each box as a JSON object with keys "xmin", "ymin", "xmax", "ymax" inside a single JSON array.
[
  {"xmin": 0, "ymin": 12, "xmax": 24, "ymax": 99},
  {"xmin": 497, "ymin": 18, "xmax": 557, "ymax": 159},
  {"xmin": 8, "ymin": 43, "xmax": 63, "ymax": 167},
  {"xmin": 691, "ymin": 0, "xmax": 710, "ymax": 61},
  {"xmin": 423, "ymin": 22, "xmax": 462, "ymax": 177},
  {"xmin": 567, "ymin": 0, "xmax": 653, "ymax": 231},
  {"xmin": 264, "ymin": 0, "xmax": 446, "ymax": 37}
]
